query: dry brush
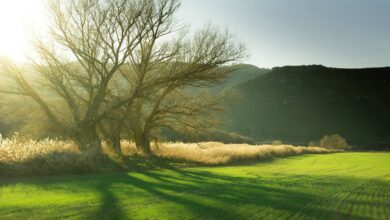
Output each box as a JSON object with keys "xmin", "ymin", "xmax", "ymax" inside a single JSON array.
[{"xmin": 0, "ymin": 135, "xmax": 332, "ymax": 176}]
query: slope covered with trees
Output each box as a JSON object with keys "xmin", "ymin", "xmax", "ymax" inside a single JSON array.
[{"xmin": 225, "ymin": 65, "xmax": 390, "ymax": 149}]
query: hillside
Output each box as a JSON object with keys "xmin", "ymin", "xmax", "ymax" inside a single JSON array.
[
  {"xmin": 209, "ymin": 64, "xmax": 270, "ymax": 94},
  {"xmin": 225, "ymin": 65, "xmax": 390, "ymax": 149}
]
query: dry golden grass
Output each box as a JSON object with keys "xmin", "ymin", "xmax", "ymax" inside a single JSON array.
[
  {"xmin": 0, "ymin": 134, "xmax": 78, "ymax": 162},
  {"xmin": 0, "ymin": 134, "xmax": 332, "ymax": 176},
  {"xmin": 120, "ymin": 141, "xmax": 332, "ymax": 165},
  {"xmin": 0, "ymin": 134, "xmax": 102, "ymax": 176}
]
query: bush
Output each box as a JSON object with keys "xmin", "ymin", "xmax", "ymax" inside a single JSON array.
[{"xmin": 320, "ymin": 134, "xmax": 349, "ymax": 150}]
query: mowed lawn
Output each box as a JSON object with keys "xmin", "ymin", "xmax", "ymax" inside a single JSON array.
[{"xmin": 1, "ymin": 153, "xmax": 389, "ymax": 219}]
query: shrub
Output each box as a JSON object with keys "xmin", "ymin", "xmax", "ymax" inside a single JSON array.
[{"xmin": 320, "ymin": 134, "xmax": 349, "ymax": 150}]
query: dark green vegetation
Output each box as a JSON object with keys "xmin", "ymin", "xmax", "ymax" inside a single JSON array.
[
  {"xmin": 225, "ymin": 65, "xmax": 390, "ymax": 150},
  {"xmin": 1, "ymin": 153, "xmax": 389, "ymax": 219}
]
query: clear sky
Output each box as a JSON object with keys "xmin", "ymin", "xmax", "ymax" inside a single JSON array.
[
  {"xmin": 178, "ymin": 0, "xmax": 390, "ymax": 68},
  {"xmin": 1, "ymin": 0, "xmax": 389, "ymax": 68}
]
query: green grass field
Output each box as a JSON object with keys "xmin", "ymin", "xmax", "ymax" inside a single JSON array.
[{"xmin": 1, "ymin": 152, "xmax": 389, "ymax": 219}]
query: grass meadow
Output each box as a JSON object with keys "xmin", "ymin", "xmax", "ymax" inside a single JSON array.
[{"xmin": 1, "ymin": 152, "xmax": 389, "ymax": 219}]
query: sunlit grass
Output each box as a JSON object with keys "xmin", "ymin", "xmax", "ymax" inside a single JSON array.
[{"xmin": 0, "ymin": 153, "xmax": 389, "ymax": 219}]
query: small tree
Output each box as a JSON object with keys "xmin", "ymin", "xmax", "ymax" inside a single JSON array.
[{"xmin": 320, "ymin": 134, "xmax": 349, "ymax": 150}]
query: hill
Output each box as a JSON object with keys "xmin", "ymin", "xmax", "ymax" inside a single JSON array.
[
  {"xmin": 209, "ymin": 64, "xmax": 270, "ymax": 94},
  {"xmin": 225, "ymin": 65, "xmax": 390, "ymax": 149}
]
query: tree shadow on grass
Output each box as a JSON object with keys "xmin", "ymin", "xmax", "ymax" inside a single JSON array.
[
  {"xmin": 0, "ymin": 168, "xmax": 389, "ymax": 219},
  {"xmin": 87, "ymin": 169, "xmax": 389, "ymax": 219}
]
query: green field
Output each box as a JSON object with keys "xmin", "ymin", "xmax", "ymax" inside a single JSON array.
[{"xmin": 1, "ymin": 153, "xmax": 389, "ymax": 219}]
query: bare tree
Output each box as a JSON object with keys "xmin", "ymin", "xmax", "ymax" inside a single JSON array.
[
  {"xmin": 1, "ymin": 0, "xmax": 151, "ymax": 154},
  {"xmin": 1, "ymin": 0, "xmax": 245, "ymax": 156},
  {"xmin": 95, "ymin": 0, "xmax": 246, "ymax": 154},
  {"xmin": 96, "ymin": 0, "xmax": 182, "ymax": 154},
  {"xmin": 115, "ymin": 13, "xmax": 246, "ymax": 153},
  {"xmin": 128, "ymin": 89, "xmax": 228, "ymax": 154}
]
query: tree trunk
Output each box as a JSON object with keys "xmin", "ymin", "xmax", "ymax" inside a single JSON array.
[
  {"xmin": 98, "ymin": 121, "xmax": 122, "ymax": 155},
  {"xmin": 135, "ymin": 130, "xmax": 151, "ymax": 155},
  {"xmin": 74, "ymin": 125, "xmax": 103, "ymax": 156},
  {"xmin": 109, "ymin": 128, "xmax": 122, "ymax": 155}
]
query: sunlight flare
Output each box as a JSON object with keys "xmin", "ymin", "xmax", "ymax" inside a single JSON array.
[{"xmin": 0, "ymin": 0, "xmax": 45, "ymax": 61}]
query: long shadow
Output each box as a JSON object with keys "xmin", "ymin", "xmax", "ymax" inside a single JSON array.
[
  {"xmin": 1, "ymin": 168, "xmax": 389, "ymax": 219},
  {"xmin": 68, "ymin": 171, "xmax": 311, "ymax": 219},
  {"xmin": 94, "ymin": 180, "xmax": 126, "ymax": 219},
  {"xmin": 90, "ymin": 170, "xmax": 388, "ymax": 219}
]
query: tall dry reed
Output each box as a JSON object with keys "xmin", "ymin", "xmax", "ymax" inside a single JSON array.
[
  {"xmin": 0, "ymin": 135, "xmax": 332, "ymax": 176},
  {"xmin": 120, "ymin": 141, "xmax": 331, "ymax": 165}
]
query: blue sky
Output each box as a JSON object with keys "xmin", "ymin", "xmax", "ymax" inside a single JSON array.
[
  {"xmin": 0, "ymin": 0, "xmax": 389, "ymax": 68},
  {"xmin": 178, "ymin": 0, "xmax": 390, "ymax": 68}
]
